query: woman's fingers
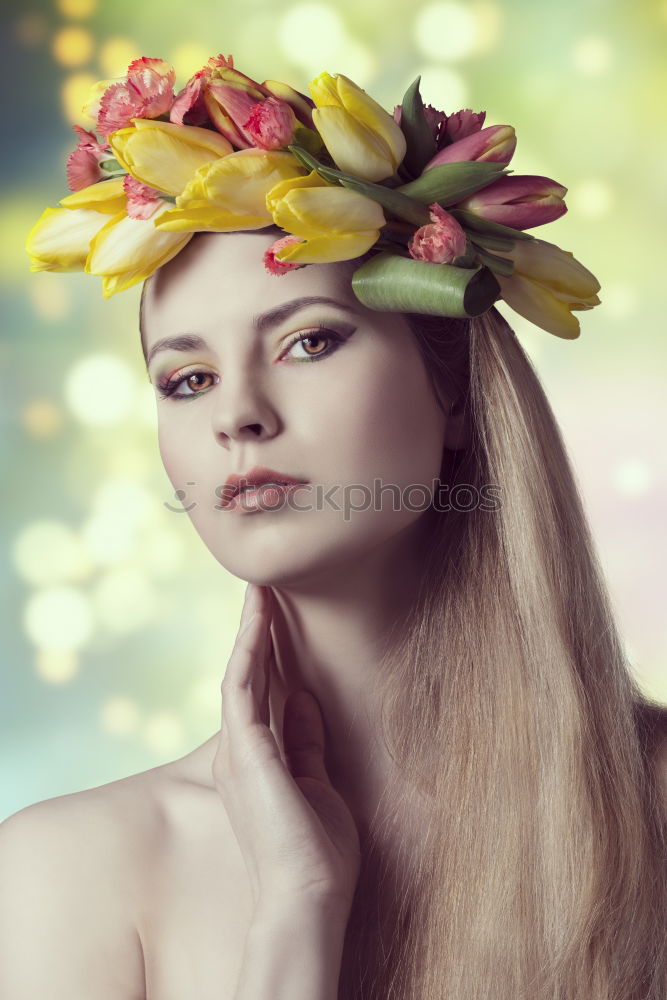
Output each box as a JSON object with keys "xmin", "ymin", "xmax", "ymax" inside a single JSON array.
[
  {"xmin": 214, "ymin": 580, "xmax": 362, "ymax": 910},
  {"xmin": 282, "ymin": 689, "xmax": 330, "ymax": 784},
  {"xmin": 221, "ymin": 584, "xmax": 274, "ymax": 738}
]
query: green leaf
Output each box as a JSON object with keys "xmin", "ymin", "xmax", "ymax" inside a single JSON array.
[
  {"xmin": 449, "ymin": 208, "xmax": 534, "ymax": 242},
  {"xmin": 451, "ymin": 247, "xmax": 478, "ymax": 268},
  {"xmin": 336, "ymin": 176, "xmax": 430, "ymax": 226},
  {"xmin": 378, "ymin": 223, "xmax": 413, "ymax": 246},
  {"xmin": 399, "ymin": 76, "xmax": 437, "ymax": 178},
  {"xmin": 292, "ymin": 126, "xmax": 325, "ymax": 157},
  {"xmin": 396, "ymin": 162, "xmax": 509, "ymax": 206},
  {"xmin": 470, "ymin": 245, "xmax": 515, "ymax": 277},
  {"xmin": 288, "ymin": 144, "xmax": 323, "ymax": 172},
  {"xmin": 351, "ymin": 252, "xmax": 500, "ymax": 318},
  {"xmin": 287, "ymin": 144, "xmax": 430, "ymax": 226},
  {"xmin": 464, "ymin": 230, "xmax": 517, "ymax": 252}
]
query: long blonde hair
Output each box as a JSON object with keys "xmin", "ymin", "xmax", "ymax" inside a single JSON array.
[{"xmin": 339, "ymin": 305, "xmax": 667, "ymax": 999}]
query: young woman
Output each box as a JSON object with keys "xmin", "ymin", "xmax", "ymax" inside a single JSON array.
[{"xmin": 8, "ymin": 55, "xmax": 667, "ymax": 1000}]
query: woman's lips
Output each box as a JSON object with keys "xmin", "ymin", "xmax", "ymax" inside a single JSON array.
[
  {"xmin": 222, "ymin": 481, "xmax": 309, "ymax": 513},
  {"xmin": 220, "ymin": 465, "xmax": 309, "ymax": 508}
]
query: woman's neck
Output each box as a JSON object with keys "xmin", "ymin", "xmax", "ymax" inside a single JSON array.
[{"xmin": 263, "ymin": 517, "xmax": 429, "ymax": 841}]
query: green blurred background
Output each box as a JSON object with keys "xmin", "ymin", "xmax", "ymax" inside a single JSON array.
[{"xmin": 2, "ymin": 0, "xmax": 666, "ymax": 820}]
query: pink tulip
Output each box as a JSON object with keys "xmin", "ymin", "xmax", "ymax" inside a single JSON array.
[
  {"xmin": 97, "ymin": 57, "xmax": 176, "ymax": 137},
  {"xmin": 170, "ymin": 54, "xmax": 234, "ymax": 126},
  {"xmin": 424, "ymin": 124, "xmax": 516, "ymax": 170},
  {"xmin": 65, "ymin": 125, "xmax": 111, "ymax": 191},
  {"xmin": 408, "ymin": 203, "xmax": 467, "ymax": 263},
  {"xmin": 171, "ymin": 57, "xmax": 312, "ymax": 142},
  {"xmin": 123, "ymin": 176, "xmax": 163, "ymax": 220},
  {"xmin": 264, "ymin": 234, "xmax": 306, "ymax": 275},
  {"xmin": 205, "ymin": 78, "xmax": 298, "ymax": 150},
  {"xmin": 456, "ymin": 175, "xmax": 568, "ymax": 230},
  {"xmin": 261, "ymin": 80, "xmax": 316, "ymax": 130},
  {"xmin": 175, "ymin": 61, "xmax": 299, "ymax": 150}
]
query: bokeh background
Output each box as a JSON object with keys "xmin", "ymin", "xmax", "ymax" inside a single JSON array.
[{"xmin": 2, "ymin": 0, "xmax": 666, "ymax": 821}]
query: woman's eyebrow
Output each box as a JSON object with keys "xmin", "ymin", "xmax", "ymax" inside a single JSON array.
[
  {"xmin": 145, "ymin": 295, "xmax": 360, "ymax": 371},
  {"xmin": 253, "ymin": 294, "xmax": 360, "ymax": 332}
]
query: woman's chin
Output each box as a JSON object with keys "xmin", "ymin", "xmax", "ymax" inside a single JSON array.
[{"xmin": 187, "ymin": 503, "xmax": 430, "ymax": 591}]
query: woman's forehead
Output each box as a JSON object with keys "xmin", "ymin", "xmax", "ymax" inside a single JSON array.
[{"xmin": 144, "ymin": 230, "xmax": 360, "ymax": 326}]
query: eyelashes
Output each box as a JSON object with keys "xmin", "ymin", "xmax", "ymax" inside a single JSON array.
[{"xmin": 155, "ymin": 325, "xmax": 348, "ymax": 401}]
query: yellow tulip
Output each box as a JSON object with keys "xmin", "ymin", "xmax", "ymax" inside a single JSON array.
[
  {"xmin": 59, "ymin": 176, "xmax": 128, "ymax": 214},
  {"xmin": 85, "ymin": 202, "xmax": 193, "ymax": 297},
  {"xmin": 265, "ymin": 170, "xmax": 386, "ymax": 264},
  {"xmin": 495, "ymin": 238, "xmax": 601, "ymax": 339},
  {"xmin": 26, "ymin": 177, "xmax": 129, "ymax": 272},
  {"xmin": 109, "ymin": 118, "xmax": 233, "ymax": 196},
  {"xmin": 308, "ymin": 72, "xmax": 407, "ymax": 183},
  {"xmin": 154, "ymin": 149, "xmax": 307, "ymax": 233},
  {"xmin": 26, "ymin": 206, "xmax": 113, "ymax": 272}
]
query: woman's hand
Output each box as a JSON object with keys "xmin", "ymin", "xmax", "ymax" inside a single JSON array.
[{"xmin": 212, "ymin": 582, "xmax": 362, "ymax": 917}]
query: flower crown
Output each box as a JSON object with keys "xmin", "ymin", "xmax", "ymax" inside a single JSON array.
[{"xmin": 26, "ymin": 54, "xmax": 601, "ymax": 339}]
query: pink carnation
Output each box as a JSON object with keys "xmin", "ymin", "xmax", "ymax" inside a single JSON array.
[
  {"xmin": 408, "ymin": 203, "xmax": 467, "ymax": 264},
  {"xmin": 123, "ymin": 175, "xmax": 163, "ymax": 220},
  {"xmin": 170, "ymin": 71, "xmax": 209, "ymax": 126},
  {"xmin": 393, "ymin": 102, "xmax": 447, "ymax": 146},
  {"xmin": 423, "ymin": 104, "xmax": 448, "ymax": 144},
  {"xmin": 263, "ymin": 234, "xmax": 306, "ymax": 275},
  {"xmin": 97, "ymin": 57, "xmax": 176, "ymax": 138},
  {"xmin": 393, "ymin": 103, "xmax": 484, "ymax": 151},
  {"xmin": 65, "ymin": 125, "xmax": 111, "ymax": 191},
  {"xmin": 441, "ymin": 109, "xmax": 486, "ymax": 145}
]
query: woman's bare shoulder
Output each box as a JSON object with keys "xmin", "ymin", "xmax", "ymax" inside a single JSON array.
[
  {"xmin": 0, "ymin": 738, "xmax": 220, "ymax": 999},
  {"xmin": 0, "ymin": 732, "xmax": 221, "ymax": 879},
  {"xmin": 0, "ymin": 773, "xmax": 157, "ymax": 998},
  {"xmin": 1, "ymin": 758, "xmax": 167, "ymax": 859}
]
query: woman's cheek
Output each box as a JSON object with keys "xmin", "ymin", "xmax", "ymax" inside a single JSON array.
[
  {"xmin": 347, "ymin": 368, "xmax": 443, "ymax": 480},
  {"xmin": 157, "ymin": 424, "xmax": 175, "ymax": 481},
  {"xmin": 157, "ymin": 419, "xmax": 192, "ymax": 490}
]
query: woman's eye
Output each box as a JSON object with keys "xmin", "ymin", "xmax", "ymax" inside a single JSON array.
[
  {"xmin": 156, "ymin": 370, "xmax": 217, "ymax": 400},
  {"xmin": 281, "ymin": 326, "xmax": 345, "ymax": 362}
]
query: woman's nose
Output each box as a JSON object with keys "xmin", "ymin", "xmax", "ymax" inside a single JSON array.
[{"xmin": 209, "ymin": 368, "xmax": 280, "ymax": 443}]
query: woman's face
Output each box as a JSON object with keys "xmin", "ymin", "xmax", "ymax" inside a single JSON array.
[{"xmin": 142, "ymin": 230, "xmax": 452, "ymax": 587}]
